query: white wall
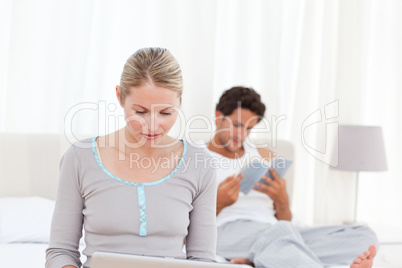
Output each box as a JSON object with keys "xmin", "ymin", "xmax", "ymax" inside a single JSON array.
[{"xmin": 1, "ymin": 0, "xmax": 401, "ymax": 227}]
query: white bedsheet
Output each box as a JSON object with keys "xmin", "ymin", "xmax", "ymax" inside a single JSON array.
[
  {"xmin": 0, "ymin": 243, "xmax": 48, "ymax": 268},
  {"xmin": 0, "ymin": 242, "xmax": 400, "ymax": 268},
  {"xmin": 0, "ymin": 243, "xmax": 87, "ymax": 268}
]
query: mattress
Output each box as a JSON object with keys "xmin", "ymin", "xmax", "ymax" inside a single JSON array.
[
  {"xmin": 1, "ymin": 197, "xmax": 401, "ymax": 267},
  {"xmin": 0, "ymin": 242, "xmax": 400, "ymax": 267}
]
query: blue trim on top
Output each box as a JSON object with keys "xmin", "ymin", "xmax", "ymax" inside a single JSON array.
[
  {"xmin": 91, "ymin": 137, "xmax": 187, "ymax": 187},
  {"xmin": 137, "ymin": 185, "xmax": 147, "ymax": 236}
]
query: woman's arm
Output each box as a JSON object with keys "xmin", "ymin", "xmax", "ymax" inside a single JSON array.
[
  {"xmin": 46, "ymin": 145, "xmax": 84, "ymax": 268},
  {"xmin": 186, "ymin": 166, "xmax": 217, "ymax": 262}
]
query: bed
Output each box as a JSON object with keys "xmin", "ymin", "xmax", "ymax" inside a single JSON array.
[{"xmin": 0, "ymin": 133, "xmax": 400, "ymax": 267}]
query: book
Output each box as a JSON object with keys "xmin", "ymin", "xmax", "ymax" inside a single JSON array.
[{"xmin": 237, "ymin": 157, "xmax": 293, "ymax": 194}]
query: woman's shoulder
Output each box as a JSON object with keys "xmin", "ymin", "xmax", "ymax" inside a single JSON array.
[
  {"xmin": 181, "ymin": 140, "xmax": 215, "ymax": 174},
  {"xmin": 63, "ymin": 136, "xmax": 97, "ymax": 159},
  {"xmin": 184, "ymin": 139, "xmax": 213, "ymax": 157},
  {"xmin": 70, "ymin": 136, "xmax": 95, "ymax": 149}
]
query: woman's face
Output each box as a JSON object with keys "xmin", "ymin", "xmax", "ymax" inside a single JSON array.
[{"xmin": 117, "ymin": 84, "xmax": 181, "ymax": 147}]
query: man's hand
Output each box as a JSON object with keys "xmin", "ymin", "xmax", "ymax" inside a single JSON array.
[
  {"xmin": 254, "ymin": 168, "xmax": 292, "ymax": 221},
  {"xmin": 216, "ymin": 173, "xmax": 243, "ymax": 215}
]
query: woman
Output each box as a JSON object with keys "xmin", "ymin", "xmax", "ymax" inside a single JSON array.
[{"xmin": 46, "ymin": 48, "xmax": 217, "ymax": 268}]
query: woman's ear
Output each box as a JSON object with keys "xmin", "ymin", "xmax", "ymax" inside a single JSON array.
[{"xmin": 116, "ymin": 86, "xmax": 123, "ymax": 106}]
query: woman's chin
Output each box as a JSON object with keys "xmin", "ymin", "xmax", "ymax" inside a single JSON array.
[{"xmin": 138, "ymin": 135, "xmax": 165, "ymax": 147}]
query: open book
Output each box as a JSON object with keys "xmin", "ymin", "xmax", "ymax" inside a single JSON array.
[{"xmin": 237, "ymin": 157, "xmax": 293, "ymax": 194}]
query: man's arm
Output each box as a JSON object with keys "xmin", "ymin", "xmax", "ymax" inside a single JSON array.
[
  {"xmin": 216, "ymin": 173, "xmax": 243, "ymax": 215},
  {"xmin": 256, "ymin": 148, "xmax": 292, "ymax": 221},
  {"xmin": 254, "ymin": 169, "xmax": 292, "ymax": 221}
]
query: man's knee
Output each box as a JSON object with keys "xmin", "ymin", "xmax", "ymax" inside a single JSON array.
[
  {"xmin": 275, "ymin": 220, "xmax": 296, "ymax": 231},
  {"xmin": 266, "ymin": 220, "xmax": 300, "ymax": 238},
  {"xmin": 357, "ymin": 226, "xmax": 379, "ymax": 247}
]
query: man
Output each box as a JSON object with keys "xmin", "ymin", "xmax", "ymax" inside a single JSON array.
[{"xmin": 206, "ymin": 86, "xmax": 378, "ymax": 268}]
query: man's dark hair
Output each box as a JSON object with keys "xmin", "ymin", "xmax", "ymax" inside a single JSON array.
[{"xmin": 216, "ymin": 86, "xmax": 266, "ymax": 120}]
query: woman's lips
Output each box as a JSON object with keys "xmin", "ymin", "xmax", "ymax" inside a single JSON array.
[{"xmin": 141, "ymin": 133, "xmax": 160, "ymax": 140}]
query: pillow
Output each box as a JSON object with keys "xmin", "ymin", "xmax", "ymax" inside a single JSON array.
[{"xmin": 0, "ymin": 196, "xmax": 55, "ymax": 243}]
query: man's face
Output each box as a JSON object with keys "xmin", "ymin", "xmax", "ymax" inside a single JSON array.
[{"xmin": 214, "ymin": 108, "xmax": 259, "ymax": 153}]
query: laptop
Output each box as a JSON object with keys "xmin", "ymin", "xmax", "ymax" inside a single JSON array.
[{"xmin": 91, "ymin": 251, "xmax": 251, "ymax": 268}]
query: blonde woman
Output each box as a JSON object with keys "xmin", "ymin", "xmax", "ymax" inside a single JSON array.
[{"xmin": 46, "ymin": 48, "xmax": 217, "ymax": 268}]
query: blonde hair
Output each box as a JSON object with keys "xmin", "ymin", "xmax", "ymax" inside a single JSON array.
[{"xmin": 119, "ymin": 47, "xmax": 183, "ymax": 103}]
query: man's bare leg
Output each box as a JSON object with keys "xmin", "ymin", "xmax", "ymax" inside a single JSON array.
[{"xmin": 350, "ymin": 245, "xmax": 377, "ymax": 268}]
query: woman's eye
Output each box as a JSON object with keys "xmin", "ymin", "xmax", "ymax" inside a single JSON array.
[
  {"xmin": 161, "ymin": 112, "xmax": 171, "ymax": 116},
  {"xmin": 135, "ymin": 111, "xmax": 146, "ymax": 114}
]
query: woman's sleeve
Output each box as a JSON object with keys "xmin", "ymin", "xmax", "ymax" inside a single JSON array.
[
  {"xmin": 185, "ymin": 162, "xmax": 217, "ymax": 262},
  {"xmin": 46, "ymin": 145, "xmax": 84, "ymax": 268}
]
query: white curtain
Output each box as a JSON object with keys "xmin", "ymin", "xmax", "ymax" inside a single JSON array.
[{"xmin": 1, "ymin": 0, "xmax": 401, "ymax": 227}]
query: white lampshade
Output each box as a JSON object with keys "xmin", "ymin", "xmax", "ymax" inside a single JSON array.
[{"xmin": 332, "ymin": 125, "xmax": 388, "ymax": 171}]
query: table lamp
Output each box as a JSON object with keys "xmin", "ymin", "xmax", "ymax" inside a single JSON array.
[{"xmin": 331, "ymin": 125, "xmax": 388, "ymax": 223}]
